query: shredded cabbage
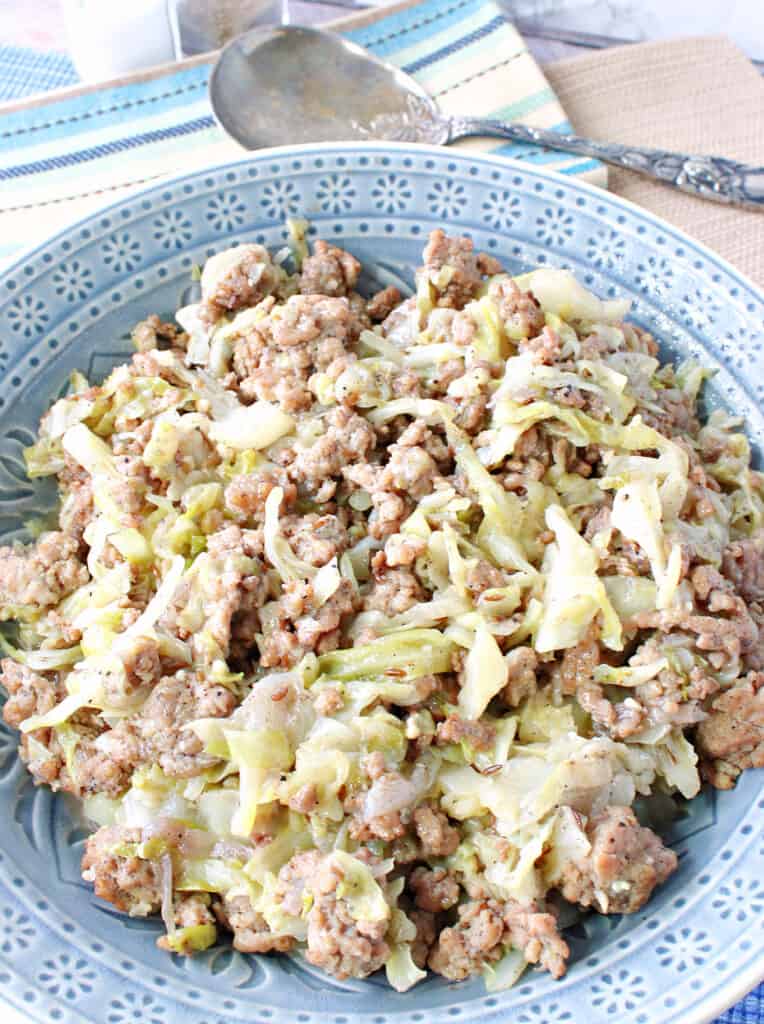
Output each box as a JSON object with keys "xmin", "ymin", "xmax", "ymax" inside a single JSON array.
[{"xmin": 535, "ymin": 505, "xmax": 622, "ymax": 652}]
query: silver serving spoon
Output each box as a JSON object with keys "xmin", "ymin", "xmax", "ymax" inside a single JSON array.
[{"xmin": 209, "ymin": 25, "xmax": 764, "ymax": 210}]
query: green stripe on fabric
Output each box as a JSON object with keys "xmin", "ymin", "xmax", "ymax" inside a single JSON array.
[{"xmin": 488, "ymin": 87, "xmax": 555, "ymax": 121}]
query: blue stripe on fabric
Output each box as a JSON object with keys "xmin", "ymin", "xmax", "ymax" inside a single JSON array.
[
  {"xmin": 347, "ymin": 0, "xmax": 487, "ymax": 60},
  {"xmin": 0, "ymin": 64, "xmax": 211, "ymax": 153},
  {"xmin": 559, "ymin": 159, "xmax": 603, "ymax": 176},
  {"xmin": 0, "ymin": 115, "xmax": 215, "ymax": 180},
  {"xmin": 401, "ymin": 15, "xmax": 507, "ymax": 74},
  {"xmin": 0, "ymin": 46, "xmax": 78, "ymax": 102},
  {"xmin": 492, "ymin": 121, "xmax": 583, "ymax": 165}
]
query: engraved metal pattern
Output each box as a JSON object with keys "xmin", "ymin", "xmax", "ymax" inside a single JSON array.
[{"xmin": 363, "ymin": 108, "xmax": 764, "ymax": 209}]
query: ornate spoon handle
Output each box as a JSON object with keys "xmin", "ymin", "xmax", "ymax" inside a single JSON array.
[{"xmin": 448, "ymin": 118, "xmax": 764, "ymax": 210}]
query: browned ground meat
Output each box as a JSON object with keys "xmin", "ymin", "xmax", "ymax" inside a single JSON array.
[
  {"xmin": 413, "ymin": 805, "xmax": 460, "ymax": 857},
  {"xmin": 215, "ymin": 894, "xmax": 294, "ymax": 953},
  {"xmin": 367, "ymin": 285, "xmax": 402, "ymax": 322},
  {"xmin": 99, "ymin": 671, "xmax": 236, "ymax": 780},
  {"xmin": 503, "ymin": 646, "xmax": 538, "ymax": 707},
  {"xmin": 300, "ymin": 240, "xmax": 361, "ymax": 297},
  {"xmin": 283, "ymin": 513, "xmax": 349, "ymax": 566},
  {"xmin": 276, "ymin": 851, "xmax": 390, "ymax": 980},
  {"xmin": 428, "ymin": 899, "xmax": 505, "ymax": 979},
  {"xmin": 436, "ymin": 714, "xmax": 496, "ymax": 752},
  {"xmin": 225, "ymin": 466, "xmax": 296, "ymax": 522},
  {"xmin": 418, "ymin": 229, "xmax": 502, "ymax": 309},
  {"xmin": 200, "ymin": 244, "xmax": 283, "ymax": 324},
  {"xmin": 0, "ymin": 659, "xmax": 61, "ymax": 729},
  {"xmin": 556, "ymin": 805, "xmax": 678, "ymax": 913},
  {"xmin": 157, "ymin": 894, "xmax": 216, "ymax": 953},
  {"xmin": 232, "ymin": 294, "xmax": 354, "ymax": 412},
  {"xmin": 503, "ymin": 900, "xmax": 569, "ymax": 978},
  {"xmin": 286, "ymin": 406, "xmax": 376, "ymax": 498},
  {"xmin": 723, "ymin": 530, "xmax": 764, "ymax": 603},
  {"xmin": 696, "ymin": 671, "xmax": 764, "ymax": 788},
  {"xmin": 0, "ymin": 531, "xmax": 88, "ymax": 615},
  {"xmin": 132, "ymin": 313, "xmax": 185, "ymax": 352},
  {"xmin": 364, "ymin": 563, "xmax": 426, "ymax": 617},
  {"xmin": 409, "ymin": 866, "xmax": 460, "ymax": 912},
  {"xmin": 259, "ymin": 577, "xmax": 359, "ymax": 668},
  {"xmin": 410, "ymin": 909, "xmax": 437, "ymax": 969},
  {"xmin": 81, "ymin": 826, "xmax": 161, "ymax": 915},
  {"xmin": 487, "ymin": 277, "xmax": 545, "ymax": 340},
  {"xmin": 383, "ymin": 533, "xmax": 426, "ymax": 567}
]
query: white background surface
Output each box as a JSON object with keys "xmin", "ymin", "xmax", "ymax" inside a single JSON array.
[
  {"xmin": 506, "ymin": 0, "xmax": 764, "ymax": 61},
  {"xmin": 1, "ymin": 0, "xmax": 764, "ymax": 69}
]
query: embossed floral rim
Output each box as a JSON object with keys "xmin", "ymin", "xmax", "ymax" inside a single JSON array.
[{"xmin": 0, "ymin": 143, "xmax": 762, "ymax": 1024}]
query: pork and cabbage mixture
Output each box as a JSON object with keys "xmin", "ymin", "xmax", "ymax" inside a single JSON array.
[{"xmin": 1, "ymin": 228, "xmax": 763, "ymax": 993}]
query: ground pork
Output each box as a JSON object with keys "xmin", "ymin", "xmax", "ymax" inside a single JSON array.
[
  {"xmin": 410, "ymin": 909, "xmax": 437, "ymax": 969},
  {"xmin": 383, "ymin": 533, "xmax": 426, "ymax": 567},
  {"xmin": 428, "ymin": 899, "xmax": 503, "ymax": 979},
  {"xmin": 276, "ymin": 851, "xmax": 390, "ymax": 980},
  {"xmin": 156, "ymin": 894, "xmax": 216, "ymax": 954},
  {"xmin": 555, "ymin": 805, "xmax": 678, "ymax": 914},
  {"xmin": 214, "ymin": 893, "xmax": 294, "ymax": 953},
  {"xmin": 232, "ymin": 294, "xmax": 354, "ymax": 412},
  {"xmin": 224, "ymin": 466, "xmax": 296, "ymax": 522},
  {"xmin": 487, "ymin": 277, "xmax": 545, "ymax": 340},
  {"xmin": 99, "ymin": 671, "xmax": 236, "ymax": 780},
  {"xmin": 259, "ymin": 577, "xmax": 359, "ymax": 668},
  {"xmin": 299, "ymin": 240, "xmax": 361, "ymax": 297},
  {"xmin": 283, "ymin": 513, "xmax": 349, "ymax": 567},
  {"xmin": 0, "ymin": 532, "xmax": 88, "ymax": 615},
  {"xmin": 350, "ymin": 809, "xmax": 407, "ymax": 843},
  {"xmin": 436, "ymin": 713, "xmax": 496, "ymax": 752},
  {"xmin": 343, "ymin": 463, "xmax": 410, "ymax": 540},
  {"xmin": 413, "ymin": 805, "xmax": 460, "ymax": 857},
  {"xmin": 132, "ymin": 313, "xmax": 185, "ymax": 352},
  {"xmin": 634, "ymin": 567, "xmax": 759, "ymax": 673},
  {"xmin": 418, "ymin": 230, "xmax": 502, "ymax": 310},
  {"xmin": 160, "ymin": 532, "xmax": 270, "ymax": 659},
  {"xmin": 343, "ymin": 428, "xmax": 442, "ymax": 540},
  {"xmin": 409, "ymin": 867, "xmax": 460, "ymax": 913},
  {"xmin": 0, "ymin": 659, "xmax": 62, "ymax": 729},
  {"xmin": 696, "ymin": 671, "xmax": 764, "ymax": 788},
  {"xmin": 556, "ymin": 623, "xmax": 600, "ymax": 697},
  {"xmin": 58, "ymin": 467, "xmax": 94, "ymax": 543},
  {"xmin": 465, "ymin": 559, "xmax": 508, "ymax": 598},
  {"xmin": 286, "ymin": 405, "xmax": 376, "ymax": 498},
  {"xmin": 200, "ymin": 244, "xmax": 284, "ymax": 324},
  {"xmin": 367, "ymin": 285, "xmax": 402, "ymax": 322},
  {"xmin": 120, "ymin": 636, "xmax": 163, "ymax": 693},
  {"xmin": 503, "ymin": 647, "xmax": 538, "ymax": 707},
  {"xmin": 520, "ymin": 325, "xmax": 564, "ymax": 365},
  {"xmin": 81, "ymin": 825, "xmax": 161, "ymax": 915},
  {"xmin": 503, "ymin": 900, "xmax": 570, "ymax": 978},
  {"xmin": 364, "ymin": 562, "xmax": 426, "ymax": 617},
  {"xmin": 314, "ymin": 686, "xmax": 344, "ymax": 716},
  {"xmin": 722, "ymin": 530, "xmax": 764, "ymax": 604}
]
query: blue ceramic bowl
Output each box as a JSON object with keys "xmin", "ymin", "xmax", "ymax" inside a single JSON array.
[{"xmin": 0, "ymin": 143, "xmax": 762, "ymax": 1024}]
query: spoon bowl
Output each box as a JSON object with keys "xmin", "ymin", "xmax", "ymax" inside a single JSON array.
[{"xmin": 209, "ymin": 25, "xmax": 439, "ymax": 150}]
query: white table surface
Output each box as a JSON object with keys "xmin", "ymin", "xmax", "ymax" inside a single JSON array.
[{"xmin": 1, "ymin": 0, "xmax": 763, "ymax": 75}]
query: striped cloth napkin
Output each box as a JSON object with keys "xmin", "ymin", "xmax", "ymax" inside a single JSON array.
[{"xmin": 0, "ymin": 0, "xmax": 606, "ymax": 267}]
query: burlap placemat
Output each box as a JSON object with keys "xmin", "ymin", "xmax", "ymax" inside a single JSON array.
[{"xmin": 545, "ymin": 34, "xmax": 764, "ymax": 288}]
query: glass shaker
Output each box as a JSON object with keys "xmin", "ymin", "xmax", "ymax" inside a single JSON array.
[{"xmin": 168, "ymin": 0, "xmax": 289, "ymax": 58}]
